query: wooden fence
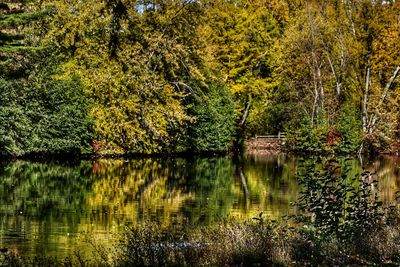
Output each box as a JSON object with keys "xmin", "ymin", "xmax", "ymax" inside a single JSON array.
[
  {"xmin": 246, "ymin": 132, "xmax": 286, "ymax": 152},
  {"xmin": 253, "ymin": 132, "xmax": 286, "ymax": 140}
]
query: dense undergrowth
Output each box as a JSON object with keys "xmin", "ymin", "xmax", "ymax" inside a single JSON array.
[{"xmin": 2, "ymin": 213, "xmax": 400, "ymax": 267}]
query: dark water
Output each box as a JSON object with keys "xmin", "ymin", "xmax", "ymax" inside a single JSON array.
[{"xmin": 0, "ymin": 154, "xmax": 399, "ymax": 258}]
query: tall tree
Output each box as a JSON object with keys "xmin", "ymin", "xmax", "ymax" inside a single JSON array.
[
  {"xmin": 43, "ymin": 0, "xmax": 209, "ymax": 154},
  {"xmin": 347, "ymin": 0, "xmax": 400, "ymax": 138},
  {"xmin": 277, "ymin": 0, "xmax": 400, "ymax": 152},
  {"xmin": 201, "ymin": 0, "xmax": 281, "ymax": 142}
]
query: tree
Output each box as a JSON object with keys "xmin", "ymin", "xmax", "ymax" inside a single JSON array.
[
  {"xmin": 201, "ymin": 0, "xmax": 281, "ymax": 143},
  {"xmin": 0, "ymin": 74, "xmax": 93, "ymax": 156},
  {"xmin": 277, "ymin": 0, "xmax": 354, "ymax": 127},
  {"xmin": 187, "ymin": 82, "xmax": 235, "ymax": 153},
  {"xmin": 346, "ymin": 0, "xmax": 400, "ymax": 149},
  {"xmin": 0, "ymin": 1, "xmax": 92, "ymax": 157},
  {"xmin": 43, "ymin": 0, "xmax": 210, "ymax": 154},
  {"xmin": 0, "ymin": 0, "xmax": 45, "ymax": 78},
  {"xmin": 276, "ymin": 0, "xmax": 400, "ymax": 152}
]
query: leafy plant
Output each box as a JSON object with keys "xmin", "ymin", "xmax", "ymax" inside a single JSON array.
[
  {"xmin": 187, "ymin": 83, "xmax": 235, "ymax": 153},
  {"xmin": 296, "ymin": 157, "xmax": 383, "ymax": 241},
  {"xmin": 0, "ymin": 76, "xmax": 92, "ymax": 156},
  {"xmin": 336, "ymin": 103, "xmax": 363, "ymax": 153}
]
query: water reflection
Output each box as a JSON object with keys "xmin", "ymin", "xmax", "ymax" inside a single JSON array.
[
  {"xmin": 361, "ymin": 156, "xmax": 400, "ymax": 204},
  {"xmin": 0, "ymin": 155, "xmax": 399, "ymax": 258},
  {"xmin": 0, "ymin": 161, "xmax": 96, "ymax": 258},
  {"xmin": 86, "ymin": 155, "xmax": 297, "ymax": 226}
]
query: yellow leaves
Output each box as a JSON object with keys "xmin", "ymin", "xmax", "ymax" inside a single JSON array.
[
  {"xmin": 372, "ymin": 22, "xmax": 400, "ymax": 71},
  {"xmin": 41, "ymin": 1, "xmax": 199, "ymax": 154},
  {"xmin": 43, "ymin": 0, "xmax": 108, "ymax": 48},
  {"xmin": 202, "ymin": 0, "xmax": 279, "ymax": 99}
]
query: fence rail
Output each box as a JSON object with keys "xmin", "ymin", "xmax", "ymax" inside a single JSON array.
[
  {"xmin": 246, "ymin": 132, "xmax": 286, "ymax": 151},
  {"xmin": 254, "ymin": 132, "xmax": 286, "ymax": 140}
]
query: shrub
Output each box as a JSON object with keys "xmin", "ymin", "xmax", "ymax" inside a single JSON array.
[
  {"xmin": 285, "ymin": 119, "xmax": 330, "ymax": 152},
  {"xmin": 0, "ymin": 77, "xmax": 92, "ymax": 156},
  {"xmin": 336, "ymin": 103, "xmax": 363, "ymax": 153},
  {"xmin": 187, "ymin": 83, "xmax": 235, "ymax": 153}
]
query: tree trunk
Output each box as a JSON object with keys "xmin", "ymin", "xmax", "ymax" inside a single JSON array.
[
  {"xmin": 239, "ymin": 99, "xmax": 252, "ymax": 128},
  {"xmin": 234, "ymin": 97, "xmax": 252, "ymax": 152},
  {"xmin": 362, "ymin": 67, "xmax": 371, "ymax": 134},
  {"xmin": 367, "ymin": 65, "xmax": 400, "ymax": 134}
]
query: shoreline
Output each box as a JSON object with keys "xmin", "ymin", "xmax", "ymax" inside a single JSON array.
[{"xmin": 1, "ymin": 144, "xmax": 399, "ymax": 162}]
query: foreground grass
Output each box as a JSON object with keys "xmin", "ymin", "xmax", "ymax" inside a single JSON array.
[{"xmin": 2, "ymin": 211, "xmax": 400, "ymax": 267}]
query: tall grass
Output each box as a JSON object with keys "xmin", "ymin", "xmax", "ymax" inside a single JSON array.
[{"xmin": 2, "ymin": 213, "xmax": 400, "ymax": 266}]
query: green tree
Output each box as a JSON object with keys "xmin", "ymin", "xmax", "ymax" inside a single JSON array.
[
  {"xmin": 0, "ymin": 0, "xmax": 45, "ymax": 78},
  {"xmin": 187, "ymin": 83, "xmax": 235, "ymax": 153},
  {"xmin": 0, "ymin": 74, "xmax": 93, "ymax": 156}
]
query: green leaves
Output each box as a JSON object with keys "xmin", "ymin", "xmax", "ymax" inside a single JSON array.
[
  {"xmin": 188, "ymin": 83, "xmax": 235, "ymax": 153},
  {"xmin": 296, "ymin": 157, "xmax": 383, "ymax": 241},
  {"xmin": 0, "ymin": 77, "xmax": 92, "ymax": 156},
  {"xmin": 0, "ymin": 1, "xmax": 46, "ymax": 78}
]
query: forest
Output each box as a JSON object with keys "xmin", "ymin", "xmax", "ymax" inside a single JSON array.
[{"xmin": 1, "ymin": 0, "xmax": 400, "ymax": 156}]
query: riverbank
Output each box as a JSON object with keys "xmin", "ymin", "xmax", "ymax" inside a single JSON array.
[
  {"xmin": 2, "ymin": 213, "xmax": 400, "ymax": 266},
  {"xmin": 2, "ymin": 134, "xmax": 400, "ymax": 161},
  {"xmin": 0, "ymin": 151, "xmax": 234, "ymax": 162}
]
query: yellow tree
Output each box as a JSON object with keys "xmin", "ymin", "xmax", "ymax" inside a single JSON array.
[
  {"xmin": 342, "ymin": 0, "xmax": 400, "ymax": 150},
  {"xmin": 42, "ymin": 0, "xmax": 207, "ymax": 153},
  {"xmin": 277, "ymin": 0, "xmax": 356, "ymax": 126},
  {"xmin": 201, "ymin": 0, "xmax": 281, "ymax": 140},
  {"xmin": 277, "ymin": 0, "xmax": 400, "ymax": 152}
]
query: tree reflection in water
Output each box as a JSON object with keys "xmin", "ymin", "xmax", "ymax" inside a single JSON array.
[
  {"xmin": 0, "ymin": 155, "xmax": 299, "ymax": 258},
  {"xmin": 0, "ymin": 155, "xmax": 399, "ymax": 258}
]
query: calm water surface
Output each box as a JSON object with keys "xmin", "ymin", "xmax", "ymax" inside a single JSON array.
[{"xmin": 0, "ymin": 154, "xmax": 399, "ymax": 258}]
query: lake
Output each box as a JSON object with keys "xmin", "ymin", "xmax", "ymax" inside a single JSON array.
[{"xmin": 0, "ymin": 153, "xmax": 399, "ymax": 259}]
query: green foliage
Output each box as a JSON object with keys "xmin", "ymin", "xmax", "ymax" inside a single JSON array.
[
  {"xmin": 187, "ymin": 83, "xmax": 235, "ymax": 153},
  {"xmin": 296, "ymin": 157, "xmax": 383, "ymax": 240},
  {"xmin": 0, "ymin": 10, "xmax": 46, "ymax": 28},
  {"xmin": 0, "ymin": 1, "xmax": 46, "ymax": 78},
  {"xmin": 0, "ymin": 76, "xmax": 92, "ymax": 156},
  {"xmin": 284, "ymin": 103, "xmax": 363, "ymax": 154},
  {"xmin": 336, "ymin": 104, "xmax": 363, "ymax": 153},
  {"xmin": 286, "ymin": 119, "xmax": 330, "ymax": 153},
  {"xmin": 246, "ymin": 83, "xmax": 299, "ymax": 136}
]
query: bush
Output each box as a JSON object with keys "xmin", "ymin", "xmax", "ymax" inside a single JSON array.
[
  {"xmin": 0, "ymin": 77, "xmax": 92, "ymax": 156},
  {"xmin": 285, "ymin": 106, "xmax": 363, "ymax": 154},
  {"xmin": 285, "ymin": 119, "xmax": 330, "ymax": 152},
  {"xmin": 296, "ymin": 157, "xmax": 383, "ymax": 240},
  {"xmin": 336, "ymin": 103, "xmax": 363, "ymax": 153},
  {"xmin": 187, "ymin": 83, "xmax": 235, "ymax": 153}
]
